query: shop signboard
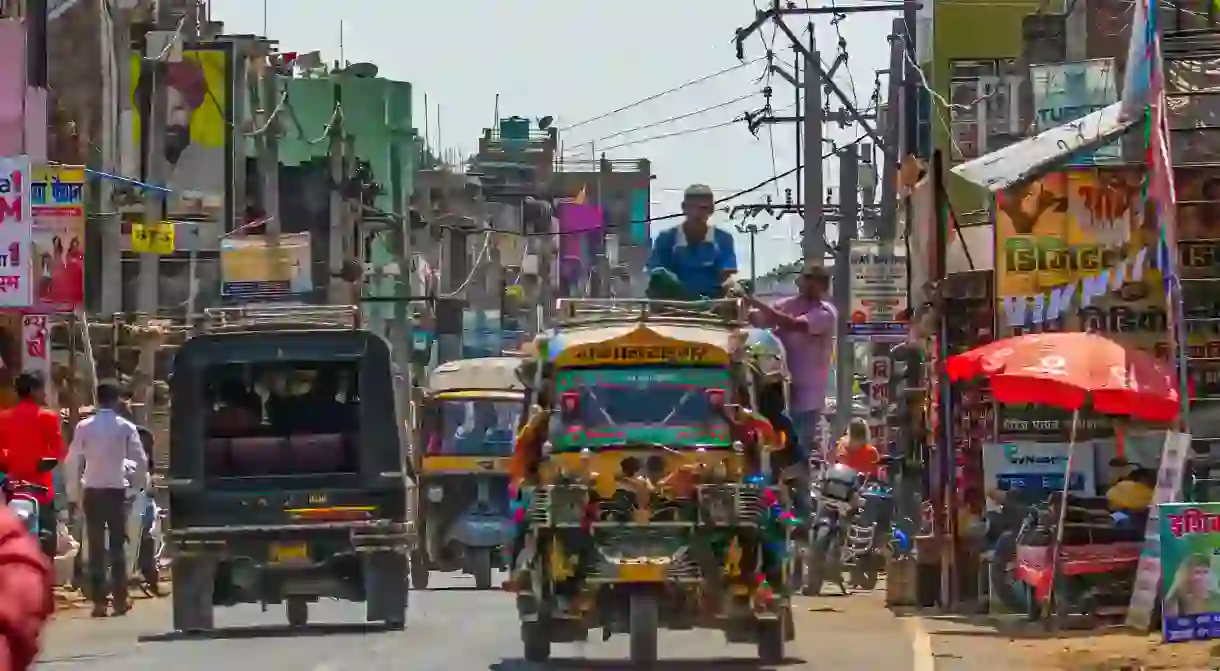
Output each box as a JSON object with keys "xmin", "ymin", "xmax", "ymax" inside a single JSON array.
[
  {"xmin": 848, "ymin": 239, "xmax": 907, "ymax": 340},
  {"xmin": 982, "ymin": 441, "xmax": 1097, "ymax": 509},
  {"xmin": 1159, "ymin": 500, "xmax": 1220, "ymax": 642},
  {"xmin": 0, "ymin": 155, "xmax": 33, "ymax": 308},
  {"xmin": 1031, "ymin": 59, "xmax": 1121, "ymax": 165},
  {"xmin": 995, "ymin": 168, "xmax": 1169, "ymax": 439},
  {"xmin": 1128, "ymin": 431, "xmax": 1191, "ymax": 630},
  {"xmin": 30, "ymin": 165, "xmax": 84, "ymax": 310},
  {"xmin": 220, "ymin": 232, "xmax": 313, "ymax": 299}
]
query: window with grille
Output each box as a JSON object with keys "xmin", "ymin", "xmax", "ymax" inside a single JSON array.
[{"xmin": 948, "ymin": 60, "xmax": 1024, "ymax": 161}]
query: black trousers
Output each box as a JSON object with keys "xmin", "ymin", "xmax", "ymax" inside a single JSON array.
[
  {"xmin": 83, "ymin": 488, "xmax": 128, "ymax": 605},
  {"xmin": 38, "ymin": 498, "xmax": 56, "ymax": 558}
]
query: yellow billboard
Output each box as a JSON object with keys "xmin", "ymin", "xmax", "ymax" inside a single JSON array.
[
  {"xmin": 994, "ymin": 168, "xmax": 1168, "ymax": 355},
  {"xmin": 220, "ymin": 233, "xmax": 313, "ymax": 299},
  {"xmin": 130, "ymin": 44, "xmax": 233, "ymax": 221}
]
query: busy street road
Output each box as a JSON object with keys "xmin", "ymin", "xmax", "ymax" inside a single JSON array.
[{"xmin": 38, "ymin": 571, "xmax": 932, "ymax": 670}]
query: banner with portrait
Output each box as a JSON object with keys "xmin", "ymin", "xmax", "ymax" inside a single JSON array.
[
  {"xmin": 130, "ymin": 43, "xmax": 234, "ymax": 224},
  {"xmin": 30, "ymin": 165, "xmax": 84, "ymax": 310}
]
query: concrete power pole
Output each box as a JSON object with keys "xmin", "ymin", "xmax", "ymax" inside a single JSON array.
[
  {"xmin": 259, "ymin": 47, "xmax": 281, "ymax": 241},
  {"xmin": 132, "ymin": 2, "xmax": 179, "ymax": 426},
  {"xmin": 802, "ymin": 31, "xmax": 824, "ymax": 265},
  {"xmin": 834, "ymin": 144, "xmax": 859, "ymax": 440},
  {"xmin": 327, "ymin": 76, "xmax": 346, "ymax": 304},
  {"xmin": 879, "ymin": 19, "xmax": 904, "ymax": 242}
]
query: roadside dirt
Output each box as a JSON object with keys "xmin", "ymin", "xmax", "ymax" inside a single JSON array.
[{"xmin": 1004, "ymin": 631, "xmax": 1219, "ymax": 670}]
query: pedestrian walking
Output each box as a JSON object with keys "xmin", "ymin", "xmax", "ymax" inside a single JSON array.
[{"xmin": 64, "ymin": 381, "xmax": 148, "ymax": 617}]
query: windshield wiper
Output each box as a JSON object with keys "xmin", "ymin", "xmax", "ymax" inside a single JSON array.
[
  {"xmin": 583, "ymin": 387, "xmax": 616, "ymax": 425},
  {"xmin": 659, "ymin": 390, "xmax": 695, "ymax": 425}
]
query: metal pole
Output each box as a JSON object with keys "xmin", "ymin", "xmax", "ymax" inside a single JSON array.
[
  {"xmin": 749, "ymin": 231, "xmax": 757, "ymax": 285},
  {"xmin": 879, "ymin": 19, "xmax": 904, "ymax": 242},
  {"xmin": 327, "ymin": 76, "xmax": 346, "ymax": 304},
  {"xmin": 802, "ymin": 31, "xmax": 824, "ymax": 265},
  {"xmin": 834, "ymin": 145, "xmax": 859, "ymax": 440},
  {"xmin": 260, "ymin": 49, "xmax": 281, "ymax": 240},
  {"xmin": 794, "ymin": 45, "xmax": 802, "ymax": 209},
  {"xmin": 135, "ymin": 4, "xmax": 175, "ymax": 426},
  {"xmin": 902, "ymin": 3, "xmax": 919, "ymax": 161}
]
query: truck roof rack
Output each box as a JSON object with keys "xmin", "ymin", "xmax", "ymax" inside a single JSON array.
[
  {"xmin": 199, "ymin": 304, "xmax": 362, "ymax": 333},
  {"xmin": 552, "ymin": 298, "xmax": 746, "ymax": 328}
]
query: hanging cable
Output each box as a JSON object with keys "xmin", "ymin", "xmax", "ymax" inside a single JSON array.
[
  {"xmin": 437, "ymin": 231, "xmax": 493, "ymax": 298},
  {"xmin": 567, "ymin": 92, "xmax": 762, "ymax": 148},
  {"xmin": 559, "ymin": 57, "xmax": 765, "ymax": 131}
]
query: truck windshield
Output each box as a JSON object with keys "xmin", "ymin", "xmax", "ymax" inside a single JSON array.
[
  {"xmin": 434, "ymin": 398, "xmax": 521, "ymax": 456},
  {"xmin": 202, "ymin": 360, "xmax": 360, "ymax": 478},
  {"xmin": 553, "ymin": 367, "xmax": 731, "ymax": 436}
]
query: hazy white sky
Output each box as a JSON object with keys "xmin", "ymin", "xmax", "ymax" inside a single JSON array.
[{"xmin": 210, "ymin": 0, "xmax": 895, "ymax": 276}]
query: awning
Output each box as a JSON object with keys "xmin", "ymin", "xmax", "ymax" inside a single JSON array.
[{"xmin": 950, "ymin": 102, "xmax": 1139, "ymax": 192}]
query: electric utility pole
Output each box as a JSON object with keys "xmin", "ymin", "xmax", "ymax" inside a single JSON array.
[
  {"xmin": 878, "ymin": 19, "xmax": 905, "ymax": 242},
  {"xmin": 327, "ymin": 71, "xmax": 347, "ymax": 304},
  {"xmin": 834, "ymin": 143, "xmax": 859, "ymax": 440},
  {"xmin": 735, "ymin": 0, "xmax": 903, "ymax": 266},
  {"xmin": 733, "ymin": 219, "xmax": 771, "ymax": 285}
]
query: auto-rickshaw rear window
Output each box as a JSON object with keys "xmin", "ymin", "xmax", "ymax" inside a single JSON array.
[{"xmin": 201, "ymin": 360, "xmax": 360, "ymax": 479}]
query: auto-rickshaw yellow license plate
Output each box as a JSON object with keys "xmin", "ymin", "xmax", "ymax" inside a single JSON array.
[{"xmin": 270, "ymin": 543, "xmax": 309, "ymax": 564}]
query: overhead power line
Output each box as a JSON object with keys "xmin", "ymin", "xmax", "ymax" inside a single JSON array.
[
  {"xmin": 567, "ymin": 92, "xmax": 762, "ymax": 149},
  {"xmin": 562, "ymin": 102, "xmax": 797, "ymax": 157},
  {"xmin": 559, "ymin": 57, "xmax": 765, "ymax": 132}
]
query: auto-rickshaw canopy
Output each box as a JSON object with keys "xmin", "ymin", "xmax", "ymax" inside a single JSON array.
[{"xmin": 426, "ymin": 357, "xmax": 526, "ymax": 395}]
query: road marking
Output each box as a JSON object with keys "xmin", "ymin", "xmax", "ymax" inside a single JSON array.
[{"xmin": 904, "ymin": 616, "xmax": 936, "ymax": 671}]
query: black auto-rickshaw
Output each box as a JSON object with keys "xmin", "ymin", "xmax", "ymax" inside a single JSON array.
[
  {"xmin": 165, "ymin": 306, "xmax": 412, "ymax": 631},
  {"xmin": 411, "ymin": 357, "xmax": 524, "ymax": 590}
]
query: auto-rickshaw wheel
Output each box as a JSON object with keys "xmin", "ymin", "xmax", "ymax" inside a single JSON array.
[
  {"xmin": 758, "ymin": 618, "xmax": 785, "ymax": 663},
  {"xmin": 286, "ymin": 597, "xmax": 309, "ymax": 627},
  {"xmin": 521, "ymin": 621, "xmax": 551, "ymax": 662},
  {"xmin": 410, "ymin": 552, "xmax": 430, "ymax": 590},
  {"xmin": 629, "ymin": 592, "xmax": 659, "ymax": 664}
]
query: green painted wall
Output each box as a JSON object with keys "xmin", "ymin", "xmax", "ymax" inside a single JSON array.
[{"xmin": 931, "ymin": 0, "xmax": 1042, "ymax": 212}]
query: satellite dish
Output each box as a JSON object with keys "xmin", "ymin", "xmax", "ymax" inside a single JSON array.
[{"xmin": 537, "ymin": 116, "xmax": 554, "ymax": 130}]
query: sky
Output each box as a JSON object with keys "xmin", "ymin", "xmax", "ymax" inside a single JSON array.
[{"xmin": 209, "ymin": 0, "xmax": 898, "ymax": 277}]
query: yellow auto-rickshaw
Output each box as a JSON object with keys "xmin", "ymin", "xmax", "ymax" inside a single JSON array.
[{"xmin": 412, "ymin": 356, "xmax": 525, "ymax": 590}]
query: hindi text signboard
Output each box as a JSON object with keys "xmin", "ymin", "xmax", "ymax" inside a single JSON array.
[
  {"xmin": 0, "ymin": 156, "xmax": 34, "ymax": 308},
  {"xmin": 848, "ymin": 239, "xmax": 908, "ymax": 340}
]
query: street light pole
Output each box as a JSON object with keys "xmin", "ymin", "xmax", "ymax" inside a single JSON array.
[{"xmin": 734, "ymin": 220, "xmax": 772, "ymax": 285}]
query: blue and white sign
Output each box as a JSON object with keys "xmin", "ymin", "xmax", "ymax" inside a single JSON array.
[
  {"xmin": 848, "ymin": 240, "xmax": 908, "ymax": 341},
  {"xmin": 982, "ymin": 441, "xmax": 1098, "ymax": 509},
  {"xmin": 1031, "ymin": 59, "xmax": 1121, "ymax": 165}
]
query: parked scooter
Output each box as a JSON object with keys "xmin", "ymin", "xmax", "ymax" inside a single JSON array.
[
  {"xmin": 800, "ymin": 455, "xmax": 897, "ymax": 596},
  {"xmin": 0, "ymin": 457, "xmax": 59, "ymax": 548}
]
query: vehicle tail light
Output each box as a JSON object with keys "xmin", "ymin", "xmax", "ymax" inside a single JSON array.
[
  {"xmin": 560, "ymin": 391, "xmax": 580, "ymax": 414},
  {"xmin": 287, "ymin": 506, "xmax": 374, "ymax": 522},
  {"xmin": 706, "ymin": 388, "xmax": 726, "ymax": 407}
]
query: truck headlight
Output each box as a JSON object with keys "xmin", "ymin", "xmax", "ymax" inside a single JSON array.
[
  {"xmin": 697, "ymin": 485, "xmax": 737, "ymax": 526},
  {"xmin": 546, "ymin": 485, "xmax": 589, "ymax": 527},
  {"xmin": 427, "ymin": 485, "xmax": 444, "ymax": 503}
]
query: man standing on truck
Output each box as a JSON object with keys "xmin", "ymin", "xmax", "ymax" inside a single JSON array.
[
  {"xmin": 65, "ymin": 381, "xmax": 148, "ymax": 617},
  {"xmin": 646, "ymin": 184, "xmax": 739, "ymax": 300}
]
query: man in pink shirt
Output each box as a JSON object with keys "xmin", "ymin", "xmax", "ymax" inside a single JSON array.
[{"xmin": 745, "ymin": 263, "xmax": 837, "ymax": 464}]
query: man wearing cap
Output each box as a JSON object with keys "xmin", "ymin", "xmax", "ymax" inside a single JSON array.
[
  {"xmin": 744, "ymin": 263, "xmax": 837, "ymax": 466},
  {"xmin": 646, "ymin": 184, "xmax": 739, "ymax": 300}
]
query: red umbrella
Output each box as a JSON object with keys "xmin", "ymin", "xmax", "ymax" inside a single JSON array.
[{"xmin": 946, "ymin": 332, "xmax": 1181, "ymax": 423}]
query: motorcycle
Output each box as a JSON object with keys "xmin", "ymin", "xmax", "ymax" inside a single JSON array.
[
  {"xmin": 0, "ymin": 457, "xmax": 59, "ymax": 549},
  {"xmin": 844, "ymin": 478, "xmax": 894, "ymax": 590},
  {"xmin": 799, "ymin": 456, "xmax": 897, "ymax": 596}
]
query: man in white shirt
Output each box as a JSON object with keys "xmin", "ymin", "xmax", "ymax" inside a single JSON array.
[{"xmin": 65, "ymin": 381, "xmax": 148, "ymax": 618}]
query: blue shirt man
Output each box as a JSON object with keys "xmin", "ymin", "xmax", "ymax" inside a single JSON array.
[{"xmin": 646, "ymin": 184, "xmax": 738, "ymax": 298}]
